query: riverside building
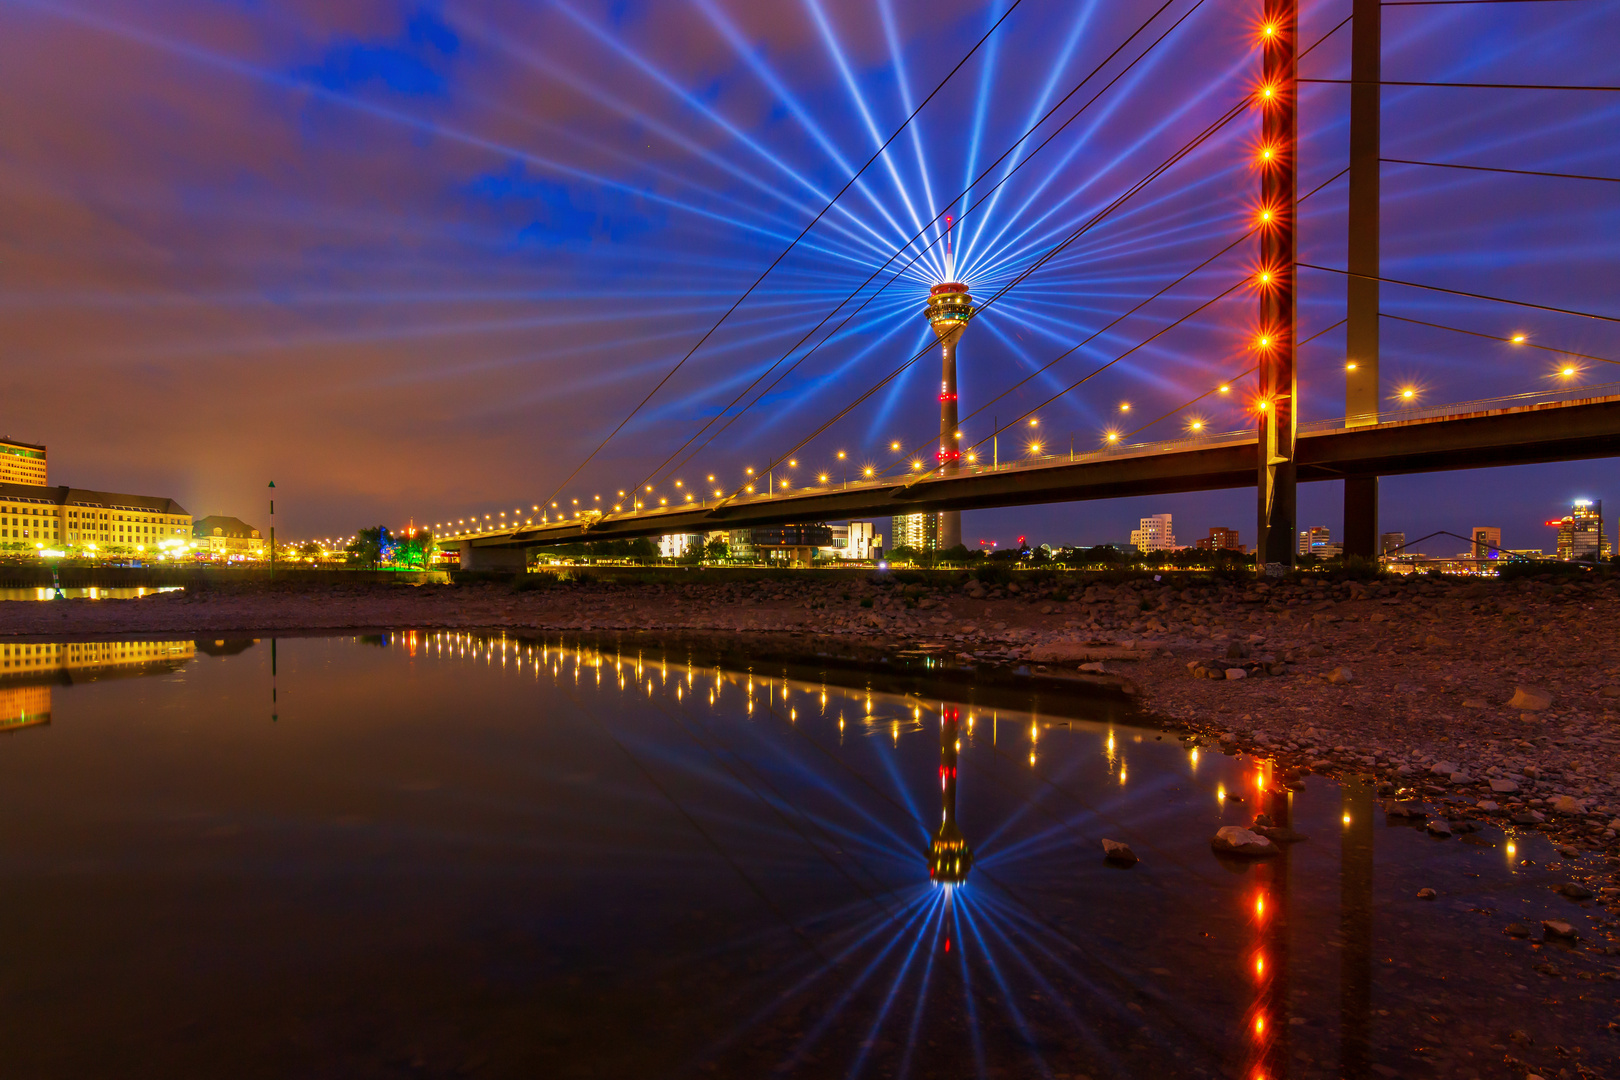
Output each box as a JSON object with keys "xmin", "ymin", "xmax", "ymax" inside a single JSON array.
[
  {"xmin": 191, "ymin": 516, "xmax": 267, "ymax": 561},
  {"xmin": 0, "ymin": 438, "xmax": 46, "ymax": 486},
  {"xmin": 0, "ymin": 482, "xmax": 191, "ymax": 556}
]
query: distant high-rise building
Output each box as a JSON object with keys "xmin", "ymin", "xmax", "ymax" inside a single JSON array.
[
  {"xmin": 1470, "ymin": 526, "xmax": 1502, "ymax": 562},
  {"xmin": 1130, "ymin": 514, "xmax": 1175, "ymax": 552},
  {"xmin": 1195, "ymin": 526, "xmax": 1244, "ymax": 554},
  {"xmin": 892, "ymin": 512, "xmax": 942, "ymax": 553},
  {"xmin": 0, "ymin": 438, "xmax": 46, "ymax": 486},
  {"xmin": 1298, "ymin": 526, "xmax": 1333, "ymax": 558},
  {"xmin": 1554, "ymin": 499, "xmax": 1607, "ymax": 560},
  {"xmin": 1380, "ymin": 531, "xmax": 1406, "ymax": 557}
]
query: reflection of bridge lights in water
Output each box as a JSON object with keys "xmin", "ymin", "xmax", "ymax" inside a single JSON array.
[{"xmin": 399, "ymin": 631, "xmax": 1396, "ymax": 1075}]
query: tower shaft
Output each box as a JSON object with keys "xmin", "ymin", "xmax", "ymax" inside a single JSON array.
[
  {"xmin": 937, "ymin": 337, "xmax": 962, "ymax": 551},
  {"xmin": 925, "ymin": 279, "xmax": 973, "ymax": 555}
]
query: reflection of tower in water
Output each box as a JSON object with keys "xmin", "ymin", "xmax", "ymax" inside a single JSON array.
[{"xmin": 928, "ymin": 706, "xmax": 973, "ymax": 883}]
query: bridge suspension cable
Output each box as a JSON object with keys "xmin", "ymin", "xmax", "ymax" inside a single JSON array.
[
  {"xmin": 1301, "ymin": 78, "xmax": 1620, "ymax": 91},
  {"xmin": 535, "ymin": 0, "xmax": 1029, "ymax": 514},
  {"xmin": 1378, "ymin": 313, "xmax": 1620, "ymax": 366},
  {"xmin": 1380, "ymin": 157, "xmax": 1619, "ymax": 184},
  {"xmin": 1299, "ymin": 264, "xmax": 1620, "ymax": 323}
]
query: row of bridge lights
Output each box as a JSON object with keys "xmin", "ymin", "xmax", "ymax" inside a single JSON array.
[
  {"xmin": 434, "ymin": 341, "xmax": 1571, "ymax": 539},
  {"xmin": 435, "ymin": 431, "xmax": 1056, "ymax": 534}
]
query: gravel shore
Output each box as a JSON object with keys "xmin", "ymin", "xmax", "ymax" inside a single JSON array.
[{"xmin": 5, "ymin": 571, "xmax": 1619, "ymax": 877}]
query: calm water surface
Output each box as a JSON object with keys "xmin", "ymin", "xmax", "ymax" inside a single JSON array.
[{"xmin": 0, "ymin": 632, "xmax": 1612, "ymax": 1080}]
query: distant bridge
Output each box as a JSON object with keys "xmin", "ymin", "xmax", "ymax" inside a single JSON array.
[{"xmin": 453, "ymin": 386, "xmax": 1620, "ymax": 568}]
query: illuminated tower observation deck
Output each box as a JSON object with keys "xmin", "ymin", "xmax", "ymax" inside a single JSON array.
[{"xmin": 925, "ymin": 279, "xmax": 973, "ymax": 552}]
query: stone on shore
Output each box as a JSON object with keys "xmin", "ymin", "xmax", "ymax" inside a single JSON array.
[
  {"xmin": 1507, "ymin": 685, "xmax": 1553, "ymax": 711},
  {"xmin": 1548, "ymin": 794, "xmax": 1586, "ymax": 815},
  {"xmin": 1211, "ymin": 826, "xmax": 1278, "ymax": 857}
]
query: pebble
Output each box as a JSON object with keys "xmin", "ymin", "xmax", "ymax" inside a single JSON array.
[{"xmin": 1101, "ymin": 839, "xmax": 1139, "ymax": 867}]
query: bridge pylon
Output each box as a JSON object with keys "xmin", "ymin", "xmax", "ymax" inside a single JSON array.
[
  {"xmin": 1343, "ymin": 0, "xmax": 1383, "ymax": 560},
  {"xmin": 1256, "ymin": 0, "xmax": 1299, "ymax": 574}
]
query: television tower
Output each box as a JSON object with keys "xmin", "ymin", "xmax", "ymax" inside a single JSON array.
[{"xmin": 925, "ymin": 215, "xmax": 973, "ymax": 551}]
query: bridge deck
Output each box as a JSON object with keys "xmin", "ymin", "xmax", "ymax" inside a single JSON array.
[{"xmin": 456, "ymin": 388, "xmax": 1620, "ymax": 548}]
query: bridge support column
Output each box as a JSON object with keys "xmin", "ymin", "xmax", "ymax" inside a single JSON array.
[
  {"xmin": 1342, "ymin": 0, "xmax": 1382, "ymax": 561},
  {"xmin": 1343, "ymin": 476, "xmax": 1379, "ymax": 561},
  {"xmin": 458, "ymin": 541, "xmax": 529, "ymax": 574},
  {"xmin": 1256, "ymin": 0, "xmax": 1298, "ymax": 574}
]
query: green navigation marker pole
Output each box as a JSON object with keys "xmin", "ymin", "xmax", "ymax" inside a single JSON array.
[{"xmin": 268, "ymin": 480, "xmax": 276, "ymax": 581}]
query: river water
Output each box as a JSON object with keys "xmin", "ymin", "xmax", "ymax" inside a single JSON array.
[
  {"xmin": 0, "ymin": 632, "xmax": 1612, "ymax": 1079},
  {"xmin": 0, "ymin": 585, "xmax": 184, "ymax": 602}
]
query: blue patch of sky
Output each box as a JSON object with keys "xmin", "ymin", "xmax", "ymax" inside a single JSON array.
[
  {"xmin": 465, "ymin": 162, "xmax": 662, "ymax": 249},
  {"xmin": 296, "ymin": 4, "xmax": 459, "ymax": 97}
]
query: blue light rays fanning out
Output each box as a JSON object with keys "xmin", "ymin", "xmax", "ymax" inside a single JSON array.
[{"xmin": 8, "ymin": 0, "xmax": 1619, "ymax": 523}]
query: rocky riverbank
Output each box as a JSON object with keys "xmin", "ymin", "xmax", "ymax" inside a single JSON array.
[{"xmin": 4, "ymin": 570, "xmax": 1619, "ymax": 867}]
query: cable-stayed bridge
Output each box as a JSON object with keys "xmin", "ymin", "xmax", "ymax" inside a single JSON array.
[
  {"xmin": 430, "ymin": 0, "xmax": 1619, "ymax": 572},
  {"xmin": 453, "ymin": 386, "xmax": 1620, "ymax": 564}
]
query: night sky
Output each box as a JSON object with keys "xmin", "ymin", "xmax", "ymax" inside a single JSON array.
[{"xmin": 2, "ymin": 0, "xmax": 1616, "ymax": 553}]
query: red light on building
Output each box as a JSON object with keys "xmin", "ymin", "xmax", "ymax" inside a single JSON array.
[{"xmin": 1544, "ymin": 520, "xmax": 1565, "ymax": 527}]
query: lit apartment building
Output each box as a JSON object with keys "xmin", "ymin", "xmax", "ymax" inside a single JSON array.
[
  {"xmin": 0, "ymin": 482, "xmax": 191, "ymax": 555},
  {"xmin": 1380, "ymin": 531, "xmax": 1407, "ymax": 557},
  {"xmin": 0, "ymin": 438, "xmax": 46, "ymax": 485},
  {"xmin": 1195, "ymin": 526, "xmax": 1245, "ymax": 554},
  {"xmin": 893, "ymin": 512, "xmax": 942, "ymax": 553},
  {"xmin": 1130, "ymin": 514, "xmax": 1175, "ymax": 553}
]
